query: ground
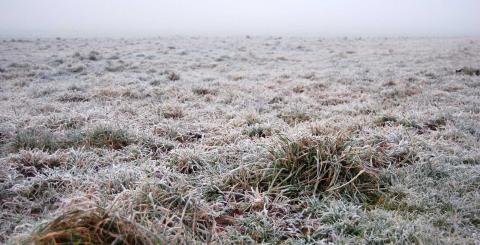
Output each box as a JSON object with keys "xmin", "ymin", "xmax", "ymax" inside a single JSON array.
[{"xmin": 0, "ymin": 37, "xmax": 479, "ymax": 244}]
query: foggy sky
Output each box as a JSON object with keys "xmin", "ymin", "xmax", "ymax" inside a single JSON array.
[{"xmin": 1, "ymin": 0, "xmax": 479, "ymax": 37}]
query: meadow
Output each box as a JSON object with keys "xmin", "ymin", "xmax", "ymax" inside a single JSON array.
[{"xmin": 0, "ymin": 37, "xmax": 479, "ymax": 244}]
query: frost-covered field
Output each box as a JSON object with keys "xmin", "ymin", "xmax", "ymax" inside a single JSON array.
[{"xmin": 0, "ymin": 37, "xmax": 479, "ymax": 244}]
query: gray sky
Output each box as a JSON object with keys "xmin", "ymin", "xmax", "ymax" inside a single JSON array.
[{"xmin": 1, "ymin": 0, "xmax": 479, "ymax": 37}]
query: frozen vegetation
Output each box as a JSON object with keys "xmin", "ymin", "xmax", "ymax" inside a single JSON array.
[{"xmin": 0, "ymin": 37, "xmax": 479, "ymax": 244}]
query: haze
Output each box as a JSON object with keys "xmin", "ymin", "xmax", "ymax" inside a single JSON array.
[{"xmin": 1, "ymin": 0, "xmax": 479, "ymax": 37}]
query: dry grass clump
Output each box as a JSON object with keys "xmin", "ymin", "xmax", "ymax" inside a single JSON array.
[
  {"xmin": 268, "ymin": 96, "xmax": 284, "ymax": 104},
  {"xmin": 320, "ymin": 97, "xmax": 348, "ymax": 106},
  {"xmin": 153, "ymin": 125, "xmax": 203, "ymax": 143},
  {"xmin": 121, "ymin": 89, "xmax": 143, "ymax": 99},
  {"xmin": 374, "ymin": 115, "xmax": 398, "ymax": 127},
  {"xmin": 160, "ymin": 105, "xmax": 184, "ymax": 119},
  {"xmin": 163, "ymin": 70, "xmax": 180, "ymax": 81},
  {"xmin": 192, "ymin": 87, "xmax": 217, "ymax": 96},
  {"xmin": 139, "ymin": 137, "xmax": 175, "ymax": 156},
  {"xmin": 267, "ymin": 135, "xmax": 381, "ymax": 199},
  {"xmin": 168, "ymin": 149, "xmax": 206, "ymax": 174},
  {"xmin": 13, "ymin": 128, "xmax": 61, "ymax": 152},
  {"xmin": 85, "ymin": 126, "xmax": 132, "ymax": 150},
  {"xmin": 424, "ymin": 115, "xmax": 447, "ymax": 131},
  {"xmin": 244, "ymin": 113, "xmax": 260, "ymax": 126},
  {"xmin": 94, "ymin": 87, "xmax": 122, "ymax": 99},
  {"xmin": 12, "ymin": 126, "xmax": 132, "ymax": 152},
  {"xmin": 373, "ymin": 115, "xmax": 422, "ymax": 130},
  {"xmin": 131, "ymin": 181, "xmax": 215, "ymax": 242},
  {"xmin": 14, "ymin": 176, "xmax": 72, "ymax": 207},
  {"xmin": 224, "ymin": 131, "xmax": 416, "ymax": 202},
  {"xmin": 9, "ymin": 150, "xmax": 67, "ymax": 177},
  {"xmin": 292, "ymin": 85, "xmax": 305, "ymax": 93},
  {"xmin": 28, "ymin": 207, "xmax": 158, "ymax": 245},
  {"xmin": 278, "ymin": 110, "xmax": 311, "ymax": 126},
  {"xmin": 243, "ymin": 125, "xmax": 272, "ymax": 138},
  {"xmin": 224, "ymin": 134, "xmax": 382, "ymax": 201}
]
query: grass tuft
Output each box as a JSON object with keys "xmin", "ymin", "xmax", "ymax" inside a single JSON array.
[
  {"xmin": 85, "ymin": 126, "xmax": 132, "ymax": 150},
  {"xmin": 424, "ymin": 115, "xmax": 447, "ymax": 131},
  {"xmin": 374, "ymin": 115, "xmax": 397, "ymax": 126},
  {"xmin": 161, "ymin": 106, "xmax": 184, "ymax": 119},
  {"xmin": 278, "ymin": 110, "xmax": 310, "ymax": 126},
  {"xmin": 192, "ymin": 87, "xmax": 217, "ymax": 96},
  {"xmin": 243, "ymin": 125, "xmax": 272, "ymax": 138},
  {"xmin": 164, "ymin": 70, "xmax": 180, "ymax": 81},
  {"xmin": 29, "ymin": 207, "xmax": 158, "ymax": 245},
  {"xmin": 168, "ymin": 150, "xmax": 206, "ymax": 174},
  {"xmin": 10, "ymin": 150, "xmax": 67, "ymax": 177},
  {"xmin": 13, "ymin": 128, "xmax": 60, "ymax": 152},
  {"xmin": 132, "ymin": 181, "xmax": 215, "ymax": 242},
  {"xmin": 12, "ymin": 126, "xmax": 133, "ymax": 152},
  {"xmin": 266, "ymin": 135, "xmax": 380, "ymax": 199},
  {"xmin": 224, "ymin": 134, "xmax": 384, "ymax": 201}
]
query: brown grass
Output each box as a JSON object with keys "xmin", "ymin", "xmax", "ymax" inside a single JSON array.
[{"xmin": 29, "ymin": 207, "xmax": 159, "ymax": 245}]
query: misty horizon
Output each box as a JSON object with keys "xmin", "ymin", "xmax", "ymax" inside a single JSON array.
[{"xmin": 1, "ymin": 0, "xmax": 480, "ymax": 38}]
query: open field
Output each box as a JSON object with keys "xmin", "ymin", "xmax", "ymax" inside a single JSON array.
[{"xmin": 0, "ymin": 37, "xmax": 479, "ymax": 244}]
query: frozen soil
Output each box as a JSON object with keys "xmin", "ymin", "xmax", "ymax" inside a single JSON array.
[{"xmin": 0, "ymin": 37, "xmax": 479, "ymax": 244}]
